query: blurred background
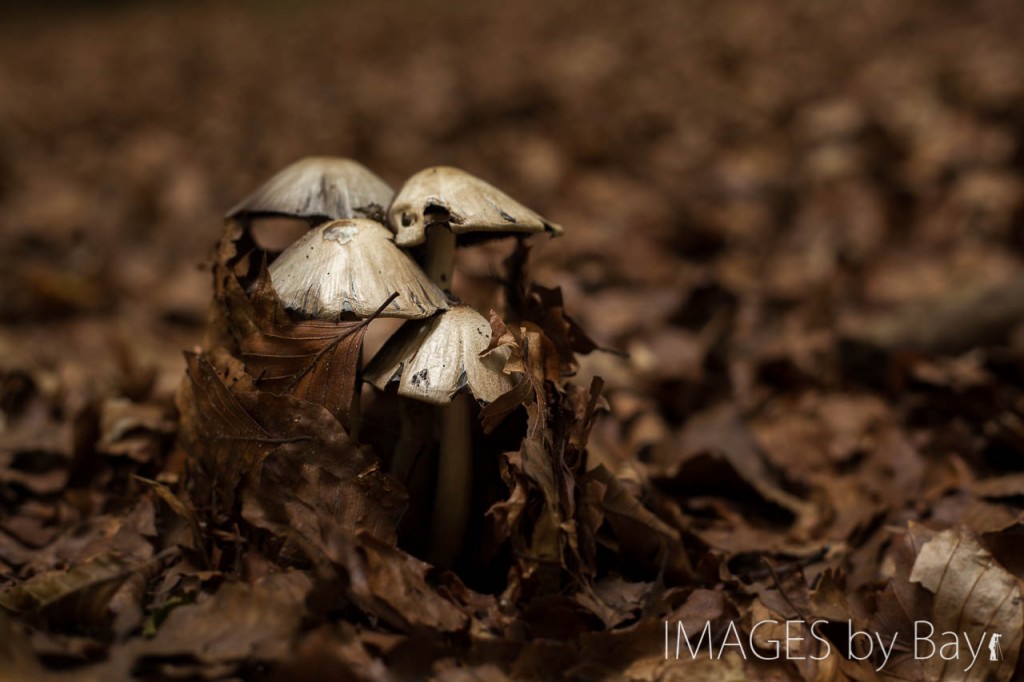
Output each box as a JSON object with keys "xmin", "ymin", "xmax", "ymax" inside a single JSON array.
[{"xmin": 1, "ymin": 0, "xmax": 1023, "ymax": 407}]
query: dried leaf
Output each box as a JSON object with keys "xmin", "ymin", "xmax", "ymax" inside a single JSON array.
[
  {"xmin": 0, "ymin": 554, "xmax": 135, "ymax": 632},
  {"xmin": 141, "ymin": 572, "xmax": 313, "ymax": 665},
  {"xmin": 133, "ymin": 476, "xmax": 207, "ymax": 566},
  {"xmin": 237, "ymin": 275, "xmax": 388, "ymax": 433},
  {"xmin": 583, "ymin": 465, "xmax": 691, "ymax": 581},
  {"xmin": 908, "ymin": 526, "xmax": 1022, "ymax": 681},
  {"xmin": 323, "ymin": 532, "xmax": 469, "ymax": 634},
  {"xmin": 179, "ymin": 352, "xmax": 403, "ymax": 546},
  {"xmin": 0, "ymin": 612, "xmax": 47, "ymax": 681}
]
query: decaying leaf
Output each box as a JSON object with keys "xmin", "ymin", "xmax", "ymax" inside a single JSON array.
[
  {"xmin": 323, "ymin": 531, "xmax": 470, "ymax": 634},
  {"xmin": 97, "ymin": 398, "xmax": 176, "ymax": 463},
  {"xmin": 178, "ymin": 352, "xmax": 404, "ymax": 547},
  {"xmin": 486, "ymin": 313, "xmax": 600, "ymax": 602},
  {"xmin": 140, "ymin": 571, "xmax": 313, "ymax": 665},
  {"xmin": 0, "ymin": 554, "xmax": 136, "ymax": 632},
  {"xmin": 582, "ymin": 465, "xmax": 691, "ymax": 581},
  {"xmin": 133, "ymin": 476, "xmax": 208, "ymax": 565}
]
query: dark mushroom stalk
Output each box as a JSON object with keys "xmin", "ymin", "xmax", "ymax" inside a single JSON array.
[
  {"xmin": 385, "ymin": 167, "xmax": 561, "ymax": 564},
  {"xmin": 365, "ymin": 305, "xmax": 514, "ymax": 566}
]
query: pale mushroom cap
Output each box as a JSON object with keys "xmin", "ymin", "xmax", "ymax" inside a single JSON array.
[
  {"xmin": 387, "ymin": 166, "xmax": 563, "ymax": 247},
  {"xmin": 365, "ymin": 306, "xmax": 515, "ymax": 405},
  {"xmin": 268, "ymin": 219, "xmax": 448, "ymax": 319},
  {"xmin": 228, "ymin": 157, "xmax": 394, "ymax": 221}
]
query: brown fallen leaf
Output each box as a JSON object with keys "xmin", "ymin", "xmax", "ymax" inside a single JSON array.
[
  {"xmin": 503, "ymin": 242, "xmax": 599, "ymax": 367},
  {"xmin": 582, "ymin": 465, "xmax": 691, "ymax": 583},
  {"xmin": 323, "ymin": 531, "xmax": 469, "ymax": 634},
  {"xmin": 235, "ymin": 272, "xmax": 394, "ymax": 435},
  {"xmin": 0, "ymin": 611, "xmax": 48, "ymax": 682},
  {"xmin": 842, "ymin": 276, "xmax": 1024, "ymax": 356},
  {"xmin": 177, "ymin": 350, "xmax": 271, "ymax": 512},
  {"xmin": 140, "ymin": 571, "xmax": 313, "ymax": 665},
  {"xmin": 908, "ymin": 526, "xmax": 1022, "ymax": 682},
  {"xmin": 0, "ymin": 553, "xmax": 135, "ymax": 632},
  {"xmin": 871, "ymin": 524, "xmax": 1022, "ymax": 681},
  {"xmin": 133, "ymin": 476, "xmax": 208, "ymax": 566},
  {"xmin": 269, "ymin": 623, "xmax": 392, "ymax": 682},
  {"xmin": 180, "ymin": 351, "xmax": 404, "ymax": 548},
  {"xmin": 97, "ymin": 397, "xmax": 176, "ymax": 463}
]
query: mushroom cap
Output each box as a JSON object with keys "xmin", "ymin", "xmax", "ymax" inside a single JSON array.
[
  {"xmin": 228, "ymin": 157, "xmax": 394, "ymax": 222},
  {"xmin": 365, "ymin": 305, "xmax": 514, "ymax": 405},
  {"xmin": 387, "ymin": 166, "xmax": 563, "ymax": 247},
  {"xmin": 268, "ymin": 219, "xmax": 448, "ymax": 319}
]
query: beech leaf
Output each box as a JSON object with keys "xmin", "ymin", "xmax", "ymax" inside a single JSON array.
[
  {"xmin": 237, "ymin": 273, "xmax": 397, "ymax": 433},
  {"xmin": 908, "ymin": 526, "xmax": 1022, "ymax": 682}
]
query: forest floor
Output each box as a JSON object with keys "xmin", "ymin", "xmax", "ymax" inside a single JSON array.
[{"xmin": 2, "ymin": 1, "xmax": 1024, "ymax": 679}]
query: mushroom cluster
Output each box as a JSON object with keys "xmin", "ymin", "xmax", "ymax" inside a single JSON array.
[{"xmin": 206, "ymin": 157, "xmax": 563, "ymax": 567}]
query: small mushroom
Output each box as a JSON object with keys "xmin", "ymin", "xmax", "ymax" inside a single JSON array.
[
  {"xmin": 387, "ymin": 166, "xmax": 562, "ymax": 287},
  {"xmin": 268, "ymin": 219, "xmax": 448, "ymax": 320},
  {"xmin": 228, "ymin": 156, "xmax": 394, "ymax": 223},
  {"xmin": 365, "ymin": 305, "xmax": 513, "ymax": 404},
  {"xmin": 365, "ymin": 305, "xmax": 515, "ymax": 566}
]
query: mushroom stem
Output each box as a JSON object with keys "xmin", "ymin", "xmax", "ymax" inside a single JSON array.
[
  {"xmin": 391, "ymin": 400, "xmax": 430, "ymax": 482},
  {"xmin": 428, "ymin": 391, "xmax": 473, "ymax": 567},
  {"xmin": 422, "ymin": 224, "xmax": 472, "ymax": 566},
  {"xmin": 423, "ymin": 225, "xmax": 456, "ymax": 292}
]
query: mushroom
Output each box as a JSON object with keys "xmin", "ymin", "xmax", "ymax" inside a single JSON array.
[
  {"xmin": 268, "ymin": 218, "xmax": 448, "ymax": 440},
  {"xmin": 377, "ymin": 166, "xmax": 560, "ymax": 565},
  {"xmin": 365, "ymin": 305, "xmax": 515, "ymax": 566},
  {"xmin": 268, "ymin": 219, "xmax": 447, "ymax": 320},
  {"xmin": 366, "ymin": 305, "xmax": 513, "ymax": 404},
  {"xmin": 387, "ymin": 166, "xmax": 562, "ymax": 289},
  {"xmin": 229, "ymin": 157, "xmax": 394, "ymax": 224}
]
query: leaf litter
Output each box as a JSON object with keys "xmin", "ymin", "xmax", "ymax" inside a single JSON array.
[{"xmin": 3, "ymin": 1, "xmax": 1024, "ymax": 680}]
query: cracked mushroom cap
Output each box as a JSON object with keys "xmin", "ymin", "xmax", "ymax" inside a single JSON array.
[
  {"xmin": 227, "ymin": 157, "xmax": 394, "ymax": 222},
  {"xmin": 268, "ymin": 219, "xmax": 448, "ymax": 319},
  {"xmin": 387, "ymin": 166, "xmax": 563, "ymax": 247},
  {"xmin": 365, "ymin": 305, "xmax": 515, "ymax": 405}
]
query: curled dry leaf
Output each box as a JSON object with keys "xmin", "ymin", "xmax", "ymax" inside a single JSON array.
[
  {"xmin": 97, "ymin": 398, "xmax": 176, "ymax": 463},
  {"xmin": 133, "ymin": 476, "xmax": 207, "ymax": 566},
  {"xmin": 486, "ymin": 316, "xmax": 602, "ymax": 602},
  {"xmin": 503, "ymin": 243, "xmax": 600, "ymax": 368},
  {"xmin": 582, "ymin": 465, "xmax": 691, "ymax": 582}
]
